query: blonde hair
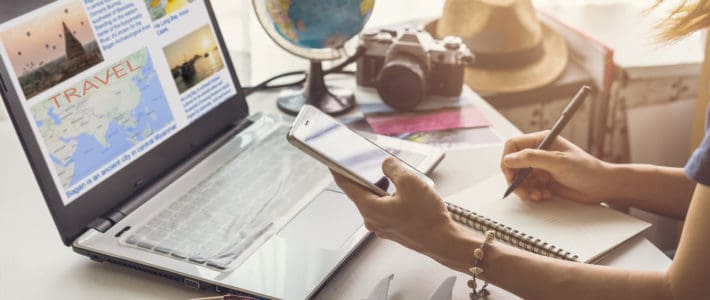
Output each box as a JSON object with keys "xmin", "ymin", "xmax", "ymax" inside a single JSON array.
[{"xmin": 654, "ymin": 0, "xmax": 710, "ymax": 41}]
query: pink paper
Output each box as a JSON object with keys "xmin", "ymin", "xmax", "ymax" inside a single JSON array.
[{"xmin": 366, "ymin": 107, "xmax": 491, "ymax": 135}]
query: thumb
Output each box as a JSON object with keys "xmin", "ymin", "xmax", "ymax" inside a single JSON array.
[
  {"xmin": 381, "ymin": 156, "xmax": 419, "ymax": 190},
  {"xmin": 503, "ymin": 149, "xmax": 565, "ymax": 172}
]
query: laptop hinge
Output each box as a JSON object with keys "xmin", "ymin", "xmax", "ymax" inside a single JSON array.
[
  {"xmin": 86, "ymin": 217, "xmax": 113, "ymax": 233},
  {"xmin": 0, "ymin": 73, "xmax": 8, "ymax": 93},
  {"xmin": 106, "ymin": 210, "xmax": 127, "ymax": 224}
]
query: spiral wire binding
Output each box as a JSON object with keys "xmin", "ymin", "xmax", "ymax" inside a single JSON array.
[{"xmin": 444, "ymin": 202, "xmax": 580, "ymax": 262}]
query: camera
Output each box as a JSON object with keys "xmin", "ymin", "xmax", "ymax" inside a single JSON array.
[{"xmin": 356, "ymin": 27, "xmax": 474, "ymax": 111}]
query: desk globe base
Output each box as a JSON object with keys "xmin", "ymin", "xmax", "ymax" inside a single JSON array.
[{"xmin": 276, "ymin": 61, "xmax": 354, "ymax": 116}]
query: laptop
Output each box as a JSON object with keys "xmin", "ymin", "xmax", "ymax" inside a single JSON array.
[{"xmin": 0, "ymin": 1, "xmax": 444, "ymax": 298}]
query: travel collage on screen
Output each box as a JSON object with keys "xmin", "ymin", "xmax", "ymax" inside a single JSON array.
[{"xmin": 0, "ymin": 0, "xmax": 237, "ymax": 205}]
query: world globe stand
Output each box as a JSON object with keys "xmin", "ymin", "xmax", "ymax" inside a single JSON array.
[{"xmin": 276, "ymin": 60, "xmax": 355, "ymax": 116}]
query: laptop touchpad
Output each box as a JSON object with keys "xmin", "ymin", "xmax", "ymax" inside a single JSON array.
[{"xmin": 277, "ymin": 190, "xmax": 363, "ymax": 250}]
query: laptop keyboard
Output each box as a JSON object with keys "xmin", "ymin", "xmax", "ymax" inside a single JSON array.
[
  {"xmin": 124, "ymin": 125, "xmax": 429, "ymax": 271},
  {"xmin": 124, "ymin": 126, "xmax": 331, "ymax": 270}
]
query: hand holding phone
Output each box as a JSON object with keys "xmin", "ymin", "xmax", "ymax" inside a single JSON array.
[{"xmin": 287, "ymin": 105, "xmax": 434, "ymax": 196}]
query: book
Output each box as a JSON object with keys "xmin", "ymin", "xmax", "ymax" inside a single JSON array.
[{"xmin": 444, "ymin": 172, "xmax": 650, "ymax": 263}]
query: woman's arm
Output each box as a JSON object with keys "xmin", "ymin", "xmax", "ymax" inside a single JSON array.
[
  {"xmin": 500, "ymin": 131, "xmax": 695, "ymax": 220},
  {"xmin": 439, "ymin": 184, "xmax": 710, "ymax": 300},
  {"xmin": 332, "ymin": 158, "xmax": 710, "ymax": 300},
  {"xmin": 666, "ymin": 183, "xmax": 710, "ymax": 298},
  {"xmin": 606, "ymin": 164, "xmax": 694, "ymax": 220},
  {"xmin": 436, "ymin": 223, "xmax": 673, "ymax": 300}
]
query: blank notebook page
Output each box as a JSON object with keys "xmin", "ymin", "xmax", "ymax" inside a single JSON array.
[{"xmin": 446, "ymin": 174, "xmax": 650, "ymax": 262}]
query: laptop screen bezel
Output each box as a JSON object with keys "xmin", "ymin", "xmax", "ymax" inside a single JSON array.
[{"xmin": 0, "ymin": 0, "xmax": 249, "ymax": 245}]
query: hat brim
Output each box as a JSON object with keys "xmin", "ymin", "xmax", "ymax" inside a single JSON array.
[{"xmin": 425, "ymin": 20, "xmax": 568, "ymax": 94}]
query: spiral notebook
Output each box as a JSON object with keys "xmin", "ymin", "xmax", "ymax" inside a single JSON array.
[{"xmin": 445, "ymin": 174, "xmax": 650, "ymax": 263}]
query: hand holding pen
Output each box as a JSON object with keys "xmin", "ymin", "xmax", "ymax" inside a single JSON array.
[{"xmin": 502, "ymin": 86, "xmax": 592, "ymax": 200}]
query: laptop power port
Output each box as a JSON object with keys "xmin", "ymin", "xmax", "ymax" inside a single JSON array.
[{"xmin": 184, "ymin": 278, "xmax": 201, "ymax": 289}]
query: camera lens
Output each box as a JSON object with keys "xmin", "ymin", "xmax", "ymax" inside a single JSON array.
[{"xmin": 376, "ymin": 55, "xmax": 426, "ymax": 111}]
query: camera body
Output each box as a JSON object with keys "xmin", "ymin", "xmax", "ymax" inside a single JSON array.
[{"xmin": 356, "ymin": 28, "xmax": 473, "ymax": 111}]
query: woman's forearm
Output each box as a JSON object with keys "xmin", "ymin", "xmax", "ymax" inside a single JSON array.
[
  {"xmin": 429, "ymin": 183, "xmax": 710, "ymax": 300},
  {"xmin": 435, "ymin": 224, "xmax": 673, "ymax": 300},
  {"xmin": 605, "ymin": 164, "xmax": 694, "ymax": 219}
]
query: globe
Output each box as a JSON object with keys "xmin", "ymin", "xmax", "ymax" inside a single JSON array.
[{"xmin": 252, "ymin": 0, "xmax": 375, "ymax": 115}]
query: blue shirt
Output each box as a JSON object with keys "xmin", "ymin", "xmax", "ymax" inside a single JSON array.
[{"xmin": 685, "ymin": 108, "xmax": 710, "ymax": 186}]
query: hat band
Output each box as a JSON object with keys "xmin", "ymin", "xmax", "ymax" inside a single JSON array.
[{"xmin": 470, "ymin": 43, "xmax": 545, "ymax": 69}]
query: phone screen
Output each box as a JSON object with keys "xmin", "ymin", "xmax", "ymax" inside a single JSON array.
[{"xmin": 295, "ymin": 112, "xmax": 396, "ymax": 194}]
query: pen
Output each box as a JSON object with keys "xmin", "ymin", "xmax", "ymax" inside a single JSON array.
[{"xmin": 502, "ymin": 85, "xmax": 592, "ymax": 199}]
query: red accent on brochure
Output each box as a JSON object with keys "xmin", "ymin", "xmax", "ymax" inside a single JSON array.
[{"xmin": 366, "ymin": 107, "xmax": 491, "ymax": 135}]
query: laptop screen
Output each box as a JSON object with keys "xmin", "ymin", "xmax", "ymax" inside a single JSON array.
[{"xmin": 0, "ymin": 0, "xmax": 237, "ymax": 205}]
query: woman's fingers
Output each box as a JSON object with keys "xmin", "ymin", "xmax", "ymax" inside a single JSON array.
[
  {"xmin": 501, "ymin": 132, "xmax": 547, "ymax": 181},
  {"xmin": 513, "ymin": 186, "xmax": 531, "ymax": 200},
  {"xmin": 529, "ymin": 189, "xmax": 542, "ymax": 201},
  {"xmin": 532, "ymin": 169, "xmax": 551, "ymax": 185},
  {"xmin": 381, "ymin": 157, "xmax": 438, "ymax": 202},
  {"xmin": 381, "ymin": 157, "xmax": 421, "ymax": 192},
  {"xmin": 502, "ymin": 131, "xmax": 550, "ymax": 155},
  {"xmin": 509, "ymin": 170, "xmax": 552, "ymax": 201},
  {"xmin": 503, "ymin": 148, "xmax": 567, "ymax": 173},
  {"xmin": 542, "ymin": 189, "xmax": 552, "ymax": 200},
  {"xmin": 502, "ymin": 165, "xmax": 514, "ymax": 184}
]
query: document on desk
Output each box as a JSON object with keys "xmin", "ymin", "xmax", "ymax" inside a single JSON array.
[
  {"xmin": 366, "ymin": 107, "xmax": 491, "ymax": 136},
  {"xmin": 446, "ymin": 174, "xmax": 650, "ymax": 263}
]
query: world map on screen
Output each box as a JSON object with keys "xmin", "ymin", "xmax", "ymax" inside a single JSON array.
[{"xmin": 31, "ymin": 48, "xmax": 174, "ymax": 192}]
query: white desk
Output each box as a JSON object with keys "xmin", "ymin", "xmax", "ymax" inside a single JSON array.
[{"xmin": 0, "ymin": 75, "xmax": 671, "ymax": 299}]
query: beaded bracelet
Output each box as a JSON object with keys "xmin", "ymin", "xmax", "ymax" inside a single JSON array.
[{"xmin": 468, "ymin": 230, "xmax": 495, "ymax": 300}]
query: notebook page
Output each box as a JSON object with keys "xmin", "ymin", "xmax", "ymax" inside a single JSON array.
[{"xmin": 446, "ymin": 174, "xmax": 650, "ymax": 262}]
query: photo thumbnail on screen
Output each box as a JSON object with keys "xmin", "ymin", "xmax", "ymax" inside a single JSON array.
[
  {"xmin": 163, "ymin": 24, "xmax": 224, "ymax": 94},
  {"xmin": 144, "ymin": 0, "xmax": 195, "ymax": 22},
  {"xmin": 0, "ymin": 1, "xmax": 104, "ymax": 100}
]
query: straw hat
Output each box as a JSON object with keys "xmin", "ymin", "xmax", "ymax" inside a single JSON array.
[{"xmin": 425, "ymin": 0, "xmax": 568, "ymax": 93}]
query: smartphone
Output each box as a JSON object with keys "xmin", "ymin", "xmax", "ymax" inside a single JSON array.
[{"xmin": 287, "ymin": 105, "xmax": 435, "ymax": 196}]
